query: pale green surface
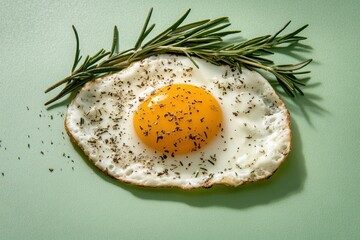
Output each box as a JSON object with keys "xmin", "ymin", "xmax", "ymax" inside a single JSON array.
[{"xmin": 1, "ymin": 0, "xmax": 360, "ymax": 239}]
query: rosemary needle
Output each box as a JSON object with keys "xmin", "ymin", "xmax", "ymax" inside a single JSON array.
[{"xmin": 45, "ymin": 8, "xmax": 312, "ymax": 106}]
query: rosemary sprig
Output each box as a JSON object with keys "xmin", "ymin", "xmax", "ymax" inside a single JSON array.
[{"xmin": 45, "ymin": 8, "xmax": 312, "ymax": 106}]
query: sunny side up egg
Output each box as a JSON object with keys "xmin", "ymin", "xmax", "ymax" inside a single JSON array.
[{"xmin": 65, "ymin": 54, "xmax": 291, "ymax": 189}]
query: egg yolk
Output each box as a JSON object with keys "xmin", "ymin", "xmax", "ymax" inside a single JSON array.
[{"xmin": 133, "ymin": 84, "xmax": 223, "ymax": 156}]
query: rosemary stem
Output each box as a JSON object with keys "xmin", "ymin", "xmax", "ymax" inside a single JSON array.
[
  {"xmin": 45, "ymin": 9, "xmax": 311, "ymax": 106},
  {"xmin": 44, "ymin": 76, "xmax": 71, "ymax": 93},
  {"xmin": 235, "ymin": 58, "xmax": 273, "ymax": 72}
]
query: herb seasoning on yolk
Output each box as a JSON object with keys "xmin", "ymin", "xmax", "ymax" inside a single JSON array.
[{"xmin": 133, "ymin": 84, "xmax": 222, "ymax": 156}]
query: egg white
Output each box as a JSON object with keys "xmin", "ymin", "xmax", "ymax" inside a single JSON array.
[{"xmin": 65, "ymin": 54, "xmax": 291, "ymax": 189}]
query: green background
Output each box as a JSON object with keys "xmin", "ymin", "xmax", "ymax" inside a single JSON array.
[{"xmin": 1, "ymin": 0, "xmax": 359, "ymax": 239}]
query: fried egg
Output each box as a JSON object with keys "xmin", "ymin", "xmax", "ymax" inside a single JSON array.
[{"xmin": 65, "ymin": 54, "xmax": 291, "ymax": 189}]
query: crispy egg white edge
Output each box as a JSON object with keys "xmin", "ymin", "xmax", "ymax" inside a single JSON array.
[{"xmin": 65, "ymin": 54, "xmax": 291, "ymax": 189}]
